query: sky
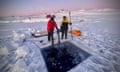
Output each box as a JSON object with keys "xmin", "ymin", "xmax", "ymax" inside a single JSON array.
[{"xmin": 0, "ymin": 0, "xmax": 120, "ymax": 16}]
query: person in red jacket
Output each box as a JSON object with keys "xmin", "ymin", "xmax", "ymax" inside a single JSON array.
[{"xmin": 47, "ymin": 15, "xmax": 58, "ymax": 43}]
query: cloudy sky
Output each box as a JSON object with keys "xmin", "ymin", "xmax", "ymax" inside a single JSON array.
[{"xmin": 0, "ymin": 0, "xmax": 120, "ymax": 16}]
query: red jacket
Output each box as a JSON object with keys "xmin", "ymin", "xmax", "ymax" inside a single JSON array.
[{"xmin": 47, "ymin": 20, "xmax": 57, "ymax": 32}]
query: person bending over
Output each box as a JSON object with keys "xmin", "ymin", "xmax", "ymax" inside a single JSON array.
[{"xmin": 47, "ymin": 15, "xmax": 58, "ymax": 44}]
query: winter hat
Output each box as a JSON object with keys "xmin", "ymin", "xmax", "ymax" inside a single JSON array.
[
  {"xmin": 46, "ymin": 14, "xmax": 56, "ymax": 18},
  {"xmin": 63, "ymin": 16, "xmax": 67, "ymax": 18},
  {"xmin": 46, "ymin": 14, "xmax": 51, "ymax": 18},
  {"xmin": 51, "ymin": 15, "xmax": 56, "ymax": 18}
]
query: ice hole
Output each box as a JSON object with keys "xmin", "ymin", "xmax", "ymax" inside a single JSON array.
[{"xmin": 41, "ymin": 41, "xmax": 91, "ymax": 72}]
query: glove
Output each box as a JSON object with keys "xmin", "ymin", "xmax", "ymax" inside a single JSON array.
[
  {"xmin": 57, "ymin": 28, "xmax": 59, "ymax": 33},
  {"xmin": 70, "ymin": 22, "xmax": 72, "ymax": 25}
]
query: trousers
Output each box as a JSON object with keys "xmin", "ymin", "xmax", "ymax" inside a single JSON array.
[{"xmin": 48, "ymin": 32, "xmax": 54, "ymax": 46}]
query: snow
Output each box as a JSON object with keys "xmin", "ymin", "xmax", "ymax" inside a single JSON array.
[
  {"xmin": 0, "ymin": 17, "xmax": 49, "ymax": 23},
  {"xmin": 11, "ymin": 59, "xmax": 28, "ymax": 72},
  {"xmin": 15, "ymin": 46, "xmax": 27, "ymax": 59},
  {"xmin": 0, "ymin": 46, "xmax": 8, "ymax": 55},
  {"xmin": 0, "ymin": 9, "xmax": 120, "ymax": 72}
]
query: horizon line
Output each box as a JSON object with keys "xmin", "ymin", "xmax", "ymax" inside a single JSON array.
[{"xmin": 1, "ymin": 7, "xmax": 120, "ymax": 17}]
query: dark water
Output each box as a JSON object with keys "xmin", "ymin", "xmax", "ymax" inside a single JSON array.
[{"xmin": 41, "ymin": 42, "xmax": 91, "ymax": 72}]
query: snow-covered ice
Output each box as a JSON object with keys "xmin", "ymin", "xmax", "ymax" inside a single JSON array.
[{"xmin": 0, "ymin": 9, "xmax": 120, "ymax": 72}]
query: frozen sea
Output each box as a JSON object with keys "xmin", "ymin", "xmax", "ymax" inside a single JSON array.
[{"xmin": 0, "ymin": 9, "xmax": 120, "ymax": 72}]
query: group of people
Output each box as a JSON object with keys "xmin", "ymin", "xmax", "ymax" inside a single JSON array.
[{"xmin": 47, "ymin": 15, "xmax": 72, "ymax": 42}]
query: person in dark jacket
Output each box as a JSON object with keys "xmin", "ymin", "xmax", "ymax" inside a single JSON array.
[
  {"xmin": 61, "ymin": 16, "xmax": 72, "ymax": 39},
  {"xmin": 47, "ymin": 15, "xmax": 58, "ymax": 43}
]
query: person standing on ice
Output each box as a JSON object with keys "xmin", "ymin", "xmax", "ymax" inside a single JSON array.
[
  {"xmin": 47, "ymin": 15, "xmax": 59, "ymax": 45},
  {"xmin": 61, "ymin": 16, "xmax": 72, "ymax": 39}
]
